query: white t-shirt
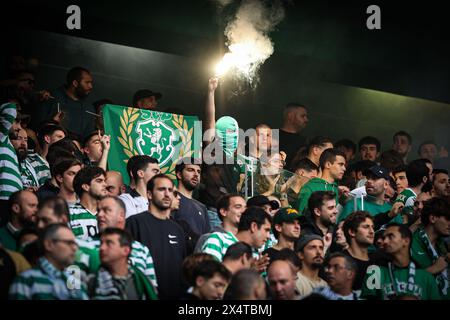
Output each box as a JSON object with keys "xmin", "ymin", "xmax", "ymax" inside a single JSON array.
[
  {"xmin": 119, "ymin": 193, "xmax": 149, "ymax": 218},
  {"xmin": 296, "ymin": 271, "xmax": 328, "ymax": 298}
]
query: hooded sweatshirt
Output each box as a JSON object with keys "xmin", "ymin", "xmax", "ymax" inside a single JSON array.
[{"xmin": 296, "ymin": 178, "xmax": 339, "ymax": 215}]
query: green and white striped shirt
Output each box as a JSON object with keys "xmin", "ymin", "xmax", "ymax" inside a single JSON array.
[
  {"xmin": 9, "ymin": 257, "xmax": 88, "ymax": 300},
  {"xmin": 129, "ymin": 240, "xmax": 158, "ymax": 289},
  {"xmin": 19, "ymin": 152, "xmax": 50, "ymax": 187},
  {"xmin": 201, "ymin": 231, "xmax": 238, "ymax": 262},
  {"xmin": 75, "ymin": 238, "xmax": 158, "ymax": 289},
  {"xmin": 0, "ymin": 103, "xmax": 22, "ymax": 200},
  {"xmin": 68, "ymin": 203, "xmax": 98, "ymax": 240}
]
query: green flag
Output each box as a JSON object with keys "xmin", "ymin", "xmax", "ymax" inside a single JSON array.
[{"xmin": 103, "ymin": 104, "xmax": 201, "ymax": 184}]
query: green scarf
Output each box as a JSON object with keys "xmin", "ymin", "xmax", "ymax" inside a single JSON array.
[
  {"xmin": 387, "ymin": 261, "xmax": 417, "ymax": 299},
  {"xmin": 417, "ymin": 227, "xmax": 449, "ymax": 296}
]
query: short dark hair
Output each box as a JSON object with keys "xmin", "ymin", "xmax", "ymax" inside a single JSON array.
[
  {"xmin": 292, "ymin": 157, "xmax": 319, "ymax": 173},
  {"xmin": 385, "ymin": 223, "xmax": 412, "ymax": 246},
  {"xmin": 319, "ymin": 148, "xmax": 346, "ymax": 171},
  {"xmin": 380, "ymin": 150, "xmax": 404, "ymax": 170},
  {"xmin": 392, "ymin": 165, "xmax": 407, "ymax": 176},
  {"xmin": 93, "ymin": 99, "xmax": 114, "ymax": 113},
  {"xmin": 342, "ymin": 211, "xmax": 374, "ymax": 243},
  {"xmin": 37, "ymin": 124, "xmax": 67, "ymax": 148},
  {"xmin": 216, "ymin": 194, "xmax": 242, "ymax": 221},
  {"xmin": 406, "ymin": 159, "xmax": 429, "ymax": 187},
  {"xmin": 270, "ymin": 248, "xmax": 302, "ymax": 270},
  {"xmin": 433, "ymin": 168, "xmax": 449, "ymax": 177},
  {"xmin": 100, "ymin": 228, "xmax": 133, "ymax": 252},
  {"xmin": 238, "ymin": 206, "xmax": 272, "ymax": 232},
  {"xmin": 223, "ymin": 269, "xmax": 264, "ymax": 300},
  {"xmin": 223, "ymin": 242, "xmax": 253, "ymax": 261},
  {"xmin": 66, "ymin": 67, "xmax": 91, "ymax": 86},
  {"xmin": 17, "ymin": 226, "xmax": 39, "ymax": 248},
  {"xmin": 335, "ymin": 139, "xmax": 357, "ymax": 154},
  {"xmin": 181, "ymin": 253, "xmax": 216, "ymax": 286},
  {"xmin": 38, "ymin": 196, "xmax": 70, "ymax": 222},
  {"xmin": 73, "ymin": 166, "xmax": 106, "ymax": 198},
  {"xmin": 308, "ymin": 191, "xmax": 336, "ymax": 214},
  {"xmin": 40, "ymin": 223, "xmax": 71, "ymax": 251},
  {"xmin": 192, "ymin": 260, "xmax": 231, "ymax": 286},
  {"xmin": 325, "ymin": 252, "xmax": 358, "ymax": 273},
  {"xmin": 347, "ymin": 160, "xmax": 377, "ymax": 175},
  {"xmin": 308, "ymin": 136, "xmax": 333, "ymax": 154},
  {"xmin": 146, "ymin": 174, "xmax": 173, "ymax": 193},
  {"xmin": 393, "ymin": 131, "xmax": 412, "ymax": 145},
  {"xmin": 83, "ymin": 131, "xmax": 101, "ymax": 147},
  {"xmin": 421, "ymin": 197, "xmax": 450, "ymax": 226},
  {"xmin": 285, "ymin": 102, "xmax": 307, "ymax": 110},
  {"xmin": 48, "ymin": 137, "xmax": 81, "ymax": 156},
  {"xmin": 418, "ymin": 141, "xmax": 437, "ymax": 155},
  {"xmin": 51, "ymin": 157, "xmax": 82, "ymax": 180},
  {"xmin": 175, "ymin": 157, "xmax": 201, "ymax": 174},
  {"xmin": 358, "ymin": 136, "xmax": 381, "ymax": 152},
  {"xmin": 127, "ymin": 155, "xmax": 158, "ymax": 182}
]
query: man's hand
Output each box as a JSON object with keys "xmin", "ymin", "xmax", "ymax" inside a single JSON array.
[
  {"xmin": 52, "ymin": 111, "xmax": 64, "ymax": 123},
  {"xmin": 208, "ymin": 77, "xmax": 219, "ymax": 93},
  {"xmin": 252, "ymin": 253, "xmax": 270, "ymax": 273},
  {"xmin": 324, "ymin": 232, "xmax": 333, "ymax": 253},
  {"xmin": 428, "ymin": 257, "xmax": 448, "ymax": 274},
  {"xmin": 389, "ymin": 202, "xmax": 404, "ymax": 218},
  {"xmin": 37, "ymin": 90, "xmax": 53, "ymax": 101},
  {"xmin": 99, "ymin": 131, "xmax": 111, "ymax": 152},
  {"xmin": 338, "ymin": 186, "xmax": 351, "ymax": 198}
]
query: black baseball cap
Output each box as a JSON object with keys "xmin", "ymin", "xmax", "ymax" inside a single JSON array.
[
  {"xmin": 363, "ymin": 165, "xmax": 390, "ymax": 180},
  {"xmin": 247, "ymin": 195, "xmax": 279, "ymax": 210},
  {"xmin": 132, "ymin": 89, "xmax": 162, "ymax": 106}
]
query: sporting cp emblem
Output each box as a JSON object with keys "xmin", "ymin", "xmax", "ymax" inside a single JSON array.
[{"xmin": 136, "ymin": 117, "xmax": 177, "ymax": 167}]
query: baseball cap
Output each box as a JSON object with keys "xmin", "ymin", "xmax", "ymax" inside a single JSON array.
[
  {"xmin": 132, "ymin": 89, "xmax": 162, "ymax": 106},
  {"xmin": 363, "ymin": 165, "xmax": 390, "ymax": 180},
  {"xmin": 295, "ymin": 234, "xmax": 323, "ymax": 252},
  {"xmin": 247, "ymin": 195, "xmax": 279, "ymax": 210},
  {"xmin": 273, "ymin": 207, "xmax": 305, "ymax": 225}
]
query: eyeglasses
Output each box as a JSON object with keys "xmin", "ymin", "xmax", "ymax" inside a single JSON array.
[
  {"xmin": 52, "ymin": 239, "xmax": 78, "ymax": 247},
  {"xmin": 173, "ymin": 190, "xmax": 180, "ymax": 198}
]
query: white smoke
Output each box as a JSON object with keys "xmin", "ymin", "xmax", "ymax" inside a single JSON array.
[{"xmin": 215, "ymin": 0, "xmax": 285, "ymax": 88}]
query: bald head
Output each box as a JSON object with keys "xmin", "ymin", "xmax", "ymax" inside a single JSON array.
[
  {"xmin": 267, "ymin": 260, "xmax": 298, "ymax": 300},
  {"xmin": 10, "ymin": 190, "xmax": 38, "ymax": 228},
  {"xmin": 106, "ymin": 171, "xmax": 124, "ymax": 196}
]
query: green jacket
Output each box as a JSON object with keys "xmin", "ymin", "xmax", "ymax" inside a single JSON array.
[
  {"xmin": 296, "ymin": 178, "xmax": 339, "ymax": 214},
  {"xmin": 0, "ymin": 224, "xmax": 19, "ymax": 251}
]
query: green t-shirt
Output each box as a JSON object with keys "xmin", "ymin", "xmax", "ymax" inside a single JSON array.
[
  {"xmin": 296, "ymin": 178, "xmax": 339, "ymax": 215},
  {"xmin": 338, "ymin": 198, "xmax": 402, "ymax": 225},
  {"xmin": 361, "ymin": 263, "xmax": 441, "ymax": 300},
  {"xmin": 395, "ymin": 188, "xmax": 417, "ymax": 214},
  {"xmin": 411, "ymin": 228, "xmax": 450, "ymax": 299}
]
